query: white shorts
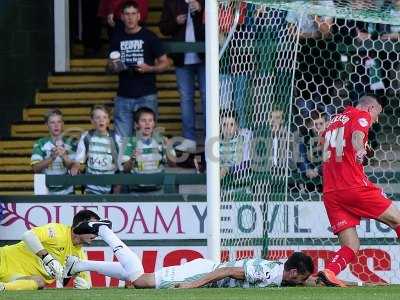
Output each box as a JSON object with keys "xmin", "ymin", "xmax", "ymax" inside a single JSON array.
[{"xmin": 155, "ymin": 258, "xmax": 217, "ymax": 289}]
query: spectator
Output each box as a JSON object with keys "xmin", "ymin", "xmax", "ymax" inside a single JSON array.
[
  {"xmin": 108, "ymin": 0, "xmax": 170, "ymax": 137},
  {"xmin": 220, "ymin": 111, "xmax": 251, "ymax": 179},
  {"xmin": 71, "ymin": 105, "xmax": 122, "ymax": 194},
  {"xmin": 297, "ymin": 111, "xmax": 327, "ymax": 192},
  {"xmin": 220, "ymin": 2, "xmax": 260, "ymax": 129},
  {"xmin": 120, "ymin": 107, "xmax": 176, "ymax": 193},
  {"xmin": 98, "ymin": 0, "xmax": 149, "ymax": 37},
  {"xmin": 252, "ymin": 108, "xmax": 295, "ymax": 173},
  {"xmin": 31, "ymin": 109, "xmax": 76, "ymax": 195},
  {"xmin": 159, "ymin": 0, "xmax": 205, "ymax": 152}
]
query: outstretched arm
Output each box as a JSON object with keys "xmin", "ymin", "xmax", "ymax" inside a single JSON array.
[{"xmin": 177, "ymin": 267, "xmax": 244, "ymax": 288}]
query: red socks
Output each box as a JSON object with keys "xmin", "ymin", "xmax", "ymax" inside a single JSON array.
[
  {"xmin": 395, "ymin": 225, "xmax": 400, "ymax": 238},
  {"xmin": 326, "ymin": 246, "xmax": 356, "ymax": 275}
]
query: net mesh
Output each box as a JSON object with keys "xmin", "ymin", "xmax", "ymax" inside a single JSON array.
[{"xmin": 218, "ymin": 0, "xmax": 400, "ymax": 283}]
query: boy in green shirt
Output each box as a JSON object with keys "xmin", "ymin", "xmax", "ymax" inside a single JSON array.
[
  {"xmin": 31, "ymin": 109, "xmax": 76, "ymax": 194},
  {"xmin": 121, "ymin": 107, "xmax": 175, "ymax": 193}
]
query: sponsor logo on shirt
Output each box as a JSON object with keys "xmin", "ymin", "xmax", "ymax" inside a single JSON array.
[{"xmin": 358, "ymin": 118, "xmax": 369, "ymax": 127}]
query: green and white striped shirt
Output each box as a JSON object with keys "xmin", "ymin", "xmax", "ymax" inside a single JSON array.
[
  {"xmin": 75, "ymin": 130, "xmax": 121, "ymax": 194},
  {"xmin": 31, "ymin": 136, "xmax": 76, "ymax": 194},
  {"xmin": 212, "ymin": 259, "xmax": 284, "ymax": 288},
  {"xmin": 120, "ymin": 134, "xmax": 167, "ymax": 191}
]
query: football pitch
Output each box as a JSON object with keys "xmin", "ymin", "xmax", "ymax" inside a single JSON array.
[{"xmin": 2, "ymin": 286, "xmax": 400, "ymax": 300}]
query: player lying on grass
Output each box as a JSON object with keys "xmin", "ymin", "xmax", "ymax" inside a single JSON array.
[
  {"xmin": 63, "ymin": 221, "xmax": 314, "ymax": 288},
  {"xmin": 0, "ymin": 209, "xmax": 105, "ymax": 292}
]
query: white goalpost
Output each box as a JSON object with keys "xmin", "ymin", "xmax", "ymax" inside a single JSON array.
[{"xmin": 207, "ymin": 0, "xmax": 400, "ymax": 283}]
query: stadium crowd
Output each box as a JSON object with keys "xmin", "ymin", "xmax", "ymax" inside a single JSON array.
[{"xmin": 31, "ymin": 0, "xmax": 400, "ymax": 199}]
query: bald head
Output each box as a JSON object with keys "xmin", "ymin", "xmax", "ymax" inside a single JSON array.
[
  {"xmin": 356, "ymin": 95, "xmax": 382, "ymax": 123},
  {"xmin": 357, "ymin": 95, "xmax": 379, "ymax": 108}
]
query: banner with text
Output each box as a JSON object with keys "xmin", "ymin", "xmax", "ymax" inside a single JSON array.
[{"xmin": 1, "ymin": 201, "xmax": 398, "ymax": 240}]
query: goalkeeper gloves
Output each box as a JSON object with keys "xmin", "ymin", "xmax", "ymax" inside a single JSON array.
[
  {"xmin": 74, "ymin": 276, "xmax": 91, "ymax": 289},
  {"xmin": 42, "ymin": 253, "xmax": 64, "ymax": 282}
]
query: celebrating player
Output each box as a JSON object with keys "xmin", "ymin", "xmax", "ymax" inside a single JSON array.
[
  {"xmin": 63, "ymin": 221, "xmax": 314, "ymax": 289},
  {"xmin": 317, "ymin": 95, "xmax": 400, "ymax": 287},
  {"xmin": 0, "ymin": 210, "xmax": 106, "ymax": 291}
]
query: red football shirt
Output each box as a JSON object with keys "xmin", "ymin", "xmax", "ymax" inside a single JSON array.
[{"xmin": 322, "ymin": 106, "xmax": 373, "ymax": 193}]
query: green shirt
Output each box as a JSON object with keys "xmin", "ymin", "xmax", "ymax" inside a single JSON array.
[
  {"xmin": 31, "ymin": 136, "xmax": 76, "ymax": 194},
  {"xmin": 121, "ymin": 134, "xmax": 168, "ymax": 191}
]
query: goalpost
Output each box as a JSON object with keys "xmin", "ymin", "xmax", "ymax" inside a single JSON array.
[{"xmin": 207, "ymin": 0, "xmax": 400, "ymax": 283}]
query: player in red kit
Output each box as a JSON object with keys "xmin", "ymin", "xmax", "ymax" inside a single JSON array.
[{"xmin": 316, "ymin": 95, "xmax": 400, "ymax": 287}]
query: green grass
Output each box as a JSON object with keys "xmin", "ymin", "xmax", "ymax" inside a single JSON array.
[{"xmin": 1, "ymin": 286, "xmax": 400, "ymax": 300}]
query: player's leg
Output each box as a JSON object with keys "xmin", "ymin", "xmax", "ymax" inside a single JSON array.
[
  {"xmin": 317, "ymin": 192, "xmax": 360, "ymax": 287},
  {"xmin": 65, "ymin": 256, "xmax": 131, "ymax": 280},
  {"xmin": 376, "ymin": 203, "xmax": 400, "ymax": 236},
  {"xmin": 0, "ymin": 276, "xmax": 45, "ymax": 291},
  {"xmin": 66, "ymin": 221, "xmax": 144, "ymax": 281},
  {"xmin": 329, "ymin": 227, "xmax": 359, "ymax": 273},
  {"xmin": 317, "ymin": 227, "xmax": 359, "ymax": 287},
  {"xmin": 97, "ymin": 225, "xmax": 144, "ymax": 280}
]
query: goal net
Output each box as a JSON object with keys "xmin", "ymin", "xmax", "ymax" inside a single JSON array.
[{"xmin": 218, "ymin": 0, "xmax": 400, "ymax": 284}]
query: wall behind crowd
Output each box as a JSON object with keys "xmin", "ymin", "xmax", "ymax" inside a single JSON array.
[{"xmin": 0, "ymin": 0, "xmax": 53, "ymax": 137}]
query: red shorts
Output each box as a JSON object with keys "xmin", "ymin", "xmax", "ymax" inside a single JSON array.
[{"xmin": 323, "ymin": 186, "xmax": 392, "ymax": 235}]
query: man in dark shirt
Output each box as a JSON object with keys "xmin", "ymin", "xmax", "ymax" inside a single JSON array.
[{"xmin": 108, "ymin": 0, "xmax": 170, "ymax": 137}]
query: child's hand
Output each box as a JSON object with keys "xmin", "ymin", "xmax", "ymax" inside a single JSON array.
[
  {"xmin": 54, "ymin": 146, "xmax": 66, "ymax": 157},
  {"xmin": 131, "ymin": 149, "xmax": 140, "ymax": 160},
  {"xmin": 70, "ymin": 164, "xmax": 80, "ymax": 176}
]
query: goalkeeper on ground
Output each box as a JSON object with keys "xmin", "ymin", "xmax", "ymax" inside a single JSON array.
[
  {"xmin": 0, "ymin": 209, "xmax": 104, "ymax": 291},
  {"xmin": 63, "ymin": 220, "xmax": 314, "ymax": 288}
]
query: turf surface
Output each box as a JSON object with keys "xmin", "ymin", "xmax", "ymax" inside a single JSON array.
[{"xmin": 1, "ymin": 286, "xmax": 400, "ymax": 300}]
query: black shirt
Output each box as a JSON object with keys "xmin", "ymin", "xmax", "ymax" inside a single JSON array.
[{"xmin": 110, "ymin": 27, "xmax": 165, "ymax": 98}]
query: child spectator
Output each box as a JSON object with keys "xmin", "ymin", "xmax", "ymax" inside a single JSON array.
[
  {"xmin": 31, "ymin": 109, "xmax": 76, "ymax": 195},
  {"xmin": 120, "ymin": 107, "xmax": 176, "ymax": 193},
  {"xmin": 71, "ymin": 105, "xmax": 122, "ymax": 194},
  {"xmin": 220, "ymin": 111, "xmax": 251, "ymax": 178}
]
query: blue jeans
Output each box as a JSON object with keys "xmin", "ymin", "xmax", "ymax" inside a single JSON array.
[
  {"xmin": 114, "ymin": 94, "xmax": 158, "ymax": 137},
  {"xmin": 175, "ymin": 63, "xmax": 206, "ymax": 141},
  {"xmin": 220, "ymin": 74, "xmax": 249, "ymax": 128}
]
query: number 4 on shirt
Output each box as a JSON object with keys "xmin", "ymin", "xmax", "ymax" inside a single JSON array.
[{"xmin": 323, "ymin": 127, "xmax": 346, "ymax": 162}]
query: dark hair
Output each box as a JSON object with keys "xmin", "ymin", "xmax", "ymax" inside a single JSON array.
[
  {"xmin": 121, "ymin": 0, "xmax": 139, "ymax": 12},
  {"xmin": 44, "ymin": 108, "xmax": 63, "ymax": 123},
  {"xmin": 72, "ymin": 210, "xmax": 100, "ymax": 228},
  {"xmin": 91, "ymin": 105, "xmax": 111, "ymax": 119},
  {"xmin": 220, "ymin": 110, "xmax": 238, "ymax": 121},
  {"xmin": 134, "ymin": 107, "xmax": 156, "ymax": 123},
  {"xmin": 284, "ymin": 252, "xmax": 314, "ymax": 275}
]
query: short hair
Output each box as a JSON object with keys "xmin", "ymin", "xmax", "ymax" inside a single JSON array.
[
  {"xmin": 44, "ymin": 108, "xmax": 63, "ymax": 123},
  {"xmin": 121, "ymin": 0, "xmax": 139, "ymax": 12},
  {"xmin": 91, "ymin": 105, "xmax": 111, "ymax": 119},
  {"xmin": 310, "ymin": 110, "xmax": 327, "ymax": 121},
  {"xmin": 358, "ymin": 94, "xmax": 381, "ymax": 107},
  {"xmin": 284, "ymin": 252, "xmax": 314, "ymax": 275},
  {"xmin": 72, "ymin": 210, "xmax": 100, "ymax": 228},
  {"xmin": 220, "ymin": 110, "xmax": 238, "ymax": 121},
  {"xmin": 134, "ymin": 107, "xmax": 156, "ymax": 123}
]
